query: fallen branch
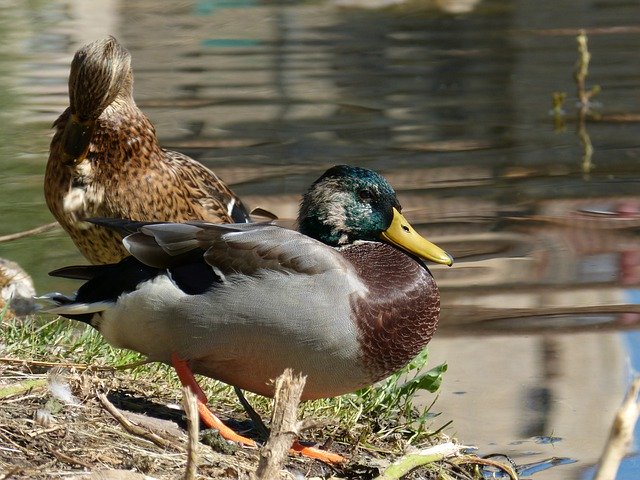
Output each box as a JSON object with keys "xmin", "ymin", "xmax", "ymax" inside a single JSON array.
[
  {"xmin": 50, "ymin": 447, "xmax": 94, "ymax": 469},
  {"xmin": 0, "ymin": 222, "xmax": 59, "ymax": 243},
  {"xmin": 97, "ymin": 393, "xmax": 178, "ymax": 450},
  {"xmin": 254, "ymin": 369, "xmax": 306, "ymax": 480},
  {"xmin": 594, "ymin": 375, "xmax": 640, "ymax": 480},
  {"xmin": 0, "ymin": 378, "xmax": 47, "ymax": 399}
]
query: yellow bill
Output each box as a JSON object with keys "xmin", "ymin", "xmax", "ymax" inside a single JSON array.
[{"xmin": 380, "ymin": 208, "xmax": 453, "ymax": 266}]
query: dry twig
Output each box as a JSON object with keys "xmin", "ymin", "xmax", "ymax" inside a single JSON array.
[
  {"xmin": 50, "ymin": 448, "xmax": 94, "ymax": 469},
  {"xmin": 594, "ymin": 375, "xmax": 640, "ymax": 480},
  {"xmin": 0, "ymin": 357, "xmax": 149, "ymax": 371},
  {"xmin": 0, "ymin": 467, "xmax": 21, "ymax": 480},
  {"xmin": 254, "ymin": 369, "xmax": 307, "ymax": 480},
  {"xmin": 97, "ymin": 393, "xmax": 178, "ymax": 451},
  {"xmin": 182, "ymin": 387, "xmax": 199, "ymax": 480},
  {"xmin": 0, "ymin": 222, "xmax": 59, "ymax": 243}
]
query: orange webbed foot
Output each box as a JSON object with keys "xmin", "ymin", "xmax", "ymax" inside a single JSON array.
[
  {"xmin": 170, "ymin": 353, "xmax": 346, "ymax": 464},
  {"xmin": 291, "ymin": 441, "xmax": 346, "ymax": 464}
]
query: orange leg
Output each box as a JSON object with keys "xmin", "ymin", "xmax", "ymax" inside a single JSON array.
[
  {"xmin": 171, "ymin": 353, "xmax": 257, "ymax": 447},
  {"xmin": 170, "ymin": 353, "xmax": 346, "ymax": 464}
]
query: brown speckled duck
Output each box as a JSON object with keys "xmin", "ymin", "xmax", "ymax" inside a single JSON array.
[
  {"xmin": 44, "ymin": 36, "xmax": 249, "ymax": 264},
  {"xmin": 45, "ymin": 165, "xmax": 453, "ymax": 463}
]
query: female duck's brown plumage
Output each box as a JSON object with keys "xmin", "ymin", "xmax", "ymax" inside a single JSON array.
[{"xmin": 45, "ymin": 36, "xmax": 249, "ymax": 264}]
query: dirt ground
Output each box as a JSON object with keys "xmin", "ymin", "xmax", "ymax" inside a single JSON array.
[{"xmin": 1, "ymin": 359, "xmax": 472, "ymax": 480}]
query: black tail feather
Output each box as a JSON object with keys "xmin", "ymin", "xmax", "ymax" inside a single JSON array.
[
  {"xmin": 85, "ymin": 218, "xmax": 163, "ymax": 236},
  {"xmin": 50, "ymin": 263, "xmax": 117, "ymax": 281}
]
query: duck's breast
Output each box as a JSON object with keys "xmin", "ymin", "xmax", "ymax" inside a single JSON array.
[{"xmin": 340, "ymin": 242, "xmax": 440, "ymax": 383}]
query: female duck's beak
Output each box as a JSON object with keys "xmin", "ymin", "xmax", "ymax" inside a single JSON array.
[
  {"xmin": 60, "ymin": 114, "xmax": 95, "ymax": 165},
  {"xmin": 380, "ymin": 208, "xmax": 454, "ymax": 266}
]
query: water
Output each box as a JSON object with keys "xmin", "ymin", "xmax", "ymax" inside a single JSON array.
[{"xmin": 1, "ymin": 1, "xmax": 639, "ymax": 478}]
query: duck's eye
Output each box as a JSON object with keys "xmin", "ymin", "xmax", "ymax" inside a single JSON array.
[{"xmin": 358, "ymin": 189, "xmax": 374, "ymax": 201}]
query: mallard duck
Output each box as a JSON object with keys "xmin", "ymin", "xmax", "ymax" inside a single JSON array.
[
  {"xmin": 45, "ymin": 165, "xmax": 453, "ymax": 463},
  {"xmin": 44, "ymin": 36, "xmax": 249, "ymax": 264}
]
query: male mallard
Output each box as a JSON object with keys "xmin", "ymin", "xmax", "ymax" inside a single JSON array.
[
  {"xmin": 44, "ymin": 36, "xmax": 249, "ymax": 264},
  {"xmin": 45, "ymin": 165, "xmax": 453, "ymax": 462}
]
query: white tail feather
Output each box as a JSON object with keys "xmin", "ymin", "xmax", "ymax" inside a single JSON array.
[{"xmin": 45, "ymin": 301, "xmax": 113, "ymax": 316}]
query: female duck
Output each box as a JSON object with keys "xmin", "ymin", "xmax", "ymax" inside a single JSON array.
[
  {"xmin": 47, "ymin": 165, "xmax": 453, "ymax": 460},
  {"xmin": 45, "ymin": 36, "xmax": 249, "ymax": 264}
]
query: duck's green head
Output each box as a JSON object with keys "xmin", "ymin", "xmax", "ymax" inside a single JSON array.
[{"xmin": 299, "ymin": 165, "xmax": 453, "ymax": 265}]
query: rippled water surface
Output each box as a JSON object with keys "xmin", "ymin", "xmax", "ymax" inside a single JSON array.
[{"xmin": 1, "ymin": 1, "xmax": 640, "ymax": 478}]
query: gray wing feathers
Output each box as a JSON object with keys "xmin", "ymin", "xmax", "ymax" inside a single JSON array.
[
  {"xmin": 203, "ymin": 227, "xmax": 350, "ymax": 275},
  {"xmin": 122, "ymin": 223, "xmax": 204, "ymax": 267},
  {"xmin": 141, "ymin": 223, "xmax": 201, "ymax": 254},
  {"xmin": 122, "ymin": 222, "xmax": 350, "ymax": 276},
  {"xmin": 123, "ymin": 232, "xmax": 177, "ymax": 268}
]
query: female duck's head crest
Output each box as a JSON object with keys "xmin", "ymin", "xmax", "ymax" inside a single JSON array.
[
  {"xmin": 299, "ymin": 165, "xmax": 453, "ymax": 266},
  {"xmin": 68, "ymin": 36, "xmax": 133, "ymax": 121},
  {"xmin": 62, "ymin": 36, "xmax": 134, "ymax": 164}
]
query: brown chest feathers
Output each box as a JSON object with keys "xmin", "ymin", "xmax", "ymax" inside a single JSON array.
[{"xmin": 341, "ymin": 242, "xmax": 440, "ymax": 380}]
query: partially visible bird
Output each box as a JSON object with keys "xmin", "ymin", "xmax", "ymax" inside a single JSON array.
[
  {"xmin": 0, "ymin": 258, "xmax": 36, "ymax": 317},
  {"xmin": 44, "ymin": 36, "xmax": 250, "ymax": 264},
  {"xmin": 45, "ymin": 165, "xmax": 453, "ymax": 463}
]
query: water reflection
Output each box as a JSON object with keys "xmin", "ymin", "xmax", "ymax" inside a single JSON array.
[{"xmin": 1, "ymin": 1, "xmax": 640, "ymax": 478}]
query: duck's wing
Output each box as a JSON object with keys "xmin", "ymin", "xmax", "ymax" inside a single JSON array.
[
  {"xmin": 124, "ymin": 221, "xmax": 353, "ymax": 277},
  {"xmin": 164, "ymin": 151, "xmax": 251, "ymax": 224},
  {"xmin": 200, "ymin": 224, "xmax": 352, "ymax": 276}
]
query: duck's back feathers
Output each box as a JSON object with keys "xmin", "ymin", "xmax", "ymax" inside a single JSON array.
[
  {"xmin": 123, "ymin": 221, "xmax": 356, "ymax": 277},
  {"xmin": 50, "ymin": 263, "xmax": 116, "ymax": 281},
  {"xmin": 200, "ymin": 224, "xmax": 353, "ymax": 276},
  {"xmin": 164, "ymin": 150, "xmax": 250, "ymax": 224}
]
